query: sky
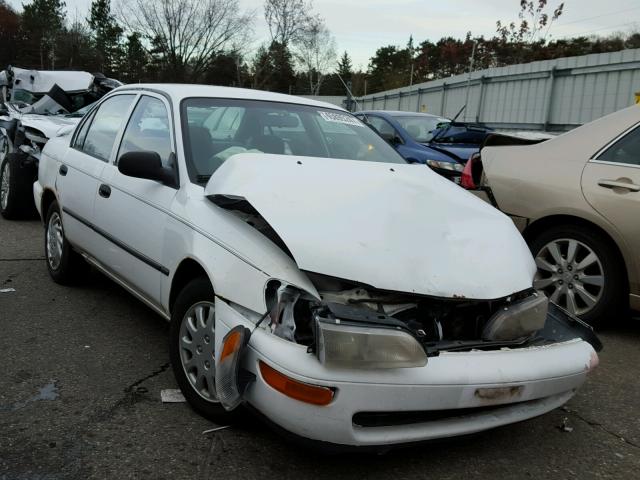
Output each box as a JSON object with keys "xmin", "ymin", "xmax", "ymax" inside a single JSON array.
[{"xmin": 7, "ymin": 0, "xmax": 640, "ymax": 70}]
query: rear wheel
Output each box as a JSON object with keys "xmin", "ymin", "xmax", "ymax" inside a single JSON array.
[
  {"xmin": 45, "ymin": 201, "xmax": 87, "ymax": 284},
  {"xmin": 0, "ymin": 152, "xmax": 38, "ymax": 219},
  {"xmin": 169, "ymin": 277, "xmax": 232, "ymax": 423},
  {"xmin": 529, "ymin": 224, "xmax": 626, "ymax": 327}
]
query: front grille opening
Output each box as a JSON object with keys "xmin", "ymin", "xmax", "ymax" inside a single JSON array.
[{"xmin": 353, "ymin": 399, "xmax": 539, "ymax": 428}]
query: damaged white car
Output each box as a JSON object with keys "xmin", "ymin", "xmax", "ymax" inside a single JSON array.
[
  {"xmin": 35, "ymin": 85, "xmax": 601, "ymax": 450},
  {"xmin": 0, "ymin": 66, "xmax": 120, "ymax": 218}
]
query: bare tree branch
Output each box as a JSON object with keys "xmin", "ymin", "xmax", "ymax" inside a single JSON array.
[{"xmin": 117, "ymin": 0, "xmax": 253, "ymax": 81}]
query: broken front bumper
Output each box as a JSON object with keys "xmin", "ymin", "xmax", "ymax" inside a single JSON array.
[{"xmin": 214, "ymin": 299, "xmax": 599, "ymax": 448}]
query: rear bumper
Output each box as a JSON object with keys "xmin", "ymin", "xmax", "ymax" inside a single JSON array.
[{"xmin": 215, "ymin": 299, "xmax": 598, "ymax": 447}]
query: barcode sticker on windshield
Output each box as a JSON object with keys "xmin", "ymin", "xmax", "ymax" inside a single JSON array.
[{"xmin": 319, "ymin": 111, "xmax": 364, "ymax": 127}]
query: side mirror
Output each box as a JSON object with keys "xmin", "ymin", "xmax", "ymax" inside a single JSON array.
[{"xmin": 118, "ymin": 151, "xmax": 177, "ymax": 187}]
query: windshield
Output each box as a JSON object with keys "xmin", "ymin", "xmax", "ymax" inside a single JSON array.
[
  {"xmin": 181, "ymin": 98, "xmax": 406, "ymax": 183},
  {"xmin": 394, "ymin": 115, "xmax": 450, "ymax": 143}
]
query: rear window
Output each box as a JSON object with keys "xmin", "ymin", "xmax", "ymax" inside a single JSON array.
[{"xmin": 181, "ymin": 98, "xmax": 406, "ymax": 183}]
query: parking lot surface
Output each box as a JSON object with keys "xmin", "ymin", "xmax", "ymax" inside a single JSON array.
[{"xmin": 1, "ymin": 215, "xmax": 640, "ymax": 479}]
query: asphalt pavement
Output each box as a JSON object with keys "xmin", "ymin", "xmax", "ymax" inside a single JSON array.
[{"xmin": 1, "ymin": 216, "xmax": 640, "ymax": 479}]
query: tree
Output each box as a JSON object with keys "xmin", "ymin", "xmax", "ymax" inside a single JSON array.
[
  {"xmin": 264, "ymin": 0, "xmax": 314, "ymax": 47},
  {"xmin": 88, "ymin": 0, "xmax": 123, "ymax": 75},
  {"xmin": 336, "ymin": 51, "xmax": 353, "ymax": 82},
  {"xmin": 0, "ymin": 1, "xmax": 21, "ymax": 68},
  {"xmin": 497, "ymin": 0, "xmax": 564, "ymax": 44},
  {"xmin": 120, "ymin": 32, "xmax": 149, "ymax": 82},
  {"xmin": 252, "ymin": 41, "xmax": 295, "ymax": 92},
  {"xmin": 21, "ymin": 0, "xmax": 66, "ymax": 69},
  {"xmin": 295, "ymin": 18, "xmax": 336, "ymax": 94},
  {"xmin": 119, "ymin": 0, "xmax": 253, "ymax": 82},
  {"xmin": 56, "ymin": 20, "xmax": 98, "ymax": 71}
]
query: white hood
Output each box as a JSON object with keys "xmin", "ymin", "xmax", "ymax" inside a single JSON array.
[
  {"xmin": 20, "ymin": 114, "xmax": 80, "ymax": 139},
  {"xmin": 205, "ymin": 154, "xmax": 536, "ymax": 300}
]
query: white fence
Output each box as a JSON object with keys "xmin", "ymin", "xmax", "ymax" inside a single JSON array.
[{"xmin": 353, "ymin": 49, "xmax": 640, "ymax": 131}]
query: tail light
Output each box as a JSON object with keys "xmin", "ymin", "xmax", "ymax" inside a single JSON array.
[{"xmin": 461, "ymin": 152, "xmax": 481, "ymax": 189}]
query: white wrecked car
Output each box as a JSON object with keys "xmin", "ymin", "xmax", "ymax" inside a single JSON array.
[
  {"xmin": 35, "ymin": 85, "xmax": 600, "ymax": 450},
  {"xmin": 0, "ymin": 66, "xmax": 120, "ymax": 218}
]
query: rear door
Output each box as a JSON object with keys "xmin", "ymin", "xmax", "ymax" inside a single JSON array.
[
  {"xmin": 57, "ymin": 94, "xmax": 136, "ymax": 255},
  {"xmin": 582, "ymin": 123, "xmax": 640, "ymax": 291},
  {"xmin": 92, "ymin": 93, "xmax": 178, "ymax": 305}
]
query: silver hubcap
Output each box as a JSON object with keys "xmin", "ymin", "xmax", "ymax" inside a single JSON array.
[
  {"xmin": 0, "ymin": 135, "xmax": 7, "ymax": 162},
  {"xmin": 0, "ymin": 159, "xmax": 9, "ymax": 210},
  {"xmin": 534, "ymin": 238, "xmax": 604, "ymax": 316},
  {"xmin": 179, "ymin": 301, "xmax": 218, "ymax": 402},
  {"xmin": 46, "ymin": 212, "xmax": 64, "ymax": 270}
]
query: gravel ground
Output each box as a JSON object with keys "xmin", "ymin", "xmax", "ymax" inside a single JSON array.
[{"xmin": 1, "ymin": 216, "xmax": 639, "ymax": 480}]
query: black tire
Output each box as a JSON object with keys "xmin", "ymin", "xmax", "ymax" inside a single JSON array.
[
  {"xmin": 0, "ymin": 152, "xmax": 38, "ymax": 220},
  {"xmin": 528, "ymin": 223, "xmax": 627, "ymax": 328},
  {"xmin": 169, "ymin": 276, "xmax": 233, "ymax": 423},
  {"xmin": 44, "ymin": 200, "xmax": 87, "ymax": 284}
]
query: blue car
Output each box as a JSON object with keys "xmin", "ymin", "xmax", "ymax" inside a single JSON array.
[{"xmin": 354, "ymin": 110, "xmax": 492, "ymax": 181}]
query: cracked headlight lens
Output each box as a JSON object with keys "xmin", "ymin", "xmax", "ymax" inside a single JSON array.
[{"xmin": 315, "ymin": 319, "xmax": 427, "ymax": 369}]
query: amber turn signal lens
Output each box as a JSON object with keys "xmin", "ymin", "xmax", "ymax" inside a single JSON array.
[
  {"xmin": 220, "ymin": 330, "xmax": 242, "ymax": 362},
  {"xmin": 259, "ymin": 361, "xmax": 334, "ymax": 406}
]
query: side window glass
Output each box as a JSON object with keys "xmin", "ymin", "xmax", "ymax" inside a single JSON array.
[
  {"xmin": 73, "ymin": 110, "xmax": 96, "ymax": 150},
  {"xmin": 368, "ymin": 117, "xmax": 395, "ymax": 137},
  {"xmin": 82, "ymin": 95, "xmax": 135, "ymax": 161},
  {"xmin": 118, "ymin": 96, "xmax": 172, "ymax": 167},
  {"xmin": 598, "ymin": 126, "xmax": 640, "ymax": 166}
]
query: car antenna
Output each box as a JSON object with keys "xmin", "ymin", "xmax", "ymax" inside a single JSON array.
[
  {"xmin": 336, "ymin": 73, "xmax": 364, "ymax": 118},
  {"xmin": 432, "ymin": 104, "xmax": 465, "ymax": 143}
]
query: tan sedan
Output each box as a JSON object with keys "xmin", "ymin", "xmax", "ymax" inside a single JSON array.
[{"xmin": 463, "ymin": 105, "xmax": 640, "ymax": 326}]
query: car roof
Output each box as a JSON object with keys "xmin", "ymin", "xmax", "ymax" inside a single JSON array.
[
  {"xmin": 357, "ymin": 110, "xmax": 446, "ymax": 119},
  {"xmin": 112, "ymin": 84, "xmax": 345, "ymax": 112}
]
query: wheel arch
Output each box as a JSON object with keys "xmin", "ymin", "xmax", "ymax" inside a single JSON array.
[
  {"xmin": 169, "ymin": 257, "xmax": 213, "ymax": 315},
  {"xmin": 522, "ymin": 214, "xmax": 629, "ymax": 288},
  {"xmin": 40, "ymin": 188, "xmax": 58, "ymax": 223}
]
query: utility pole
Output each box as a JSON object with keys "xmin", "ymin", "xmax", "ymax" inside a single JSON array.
[{"xmin": 463, "ymin": 40, "xmax": 476, "ymax": 122}]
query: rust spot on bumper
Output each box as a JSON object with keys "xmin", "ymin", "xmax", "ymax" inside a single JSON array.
[{"xmin": 475, "ymin": 386, "xmax": 524, "ymax": 401}]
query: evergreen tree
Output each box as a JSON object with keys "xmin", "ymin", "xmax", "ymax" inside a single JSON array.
[
  {"xmin": 336, "ymin": 51, "xmax": 353, "ymax": 82},
  {"xmin": 121, "ymin": 32, "xmax": 149, "ymax": 82},
  {"xmin": 21, "ymin": 0, "xmax": 66, "ymax": 69},
  {"xmin": 88, "ymin": 0, "xmax": 123, "ymax": 76}
]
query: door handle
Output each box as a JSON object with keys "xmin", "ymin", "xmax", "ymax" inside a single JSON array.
[
  {"xmin": 98, "ymin": 184, "xmax": 111, "ymax": 198},
  {"xmin": 59, "ymin": 164, "xmax": 68, "ymax": 176},
  {"xmin": 597, "ymin": 179, "xmax": 640, "ymax": 192}
]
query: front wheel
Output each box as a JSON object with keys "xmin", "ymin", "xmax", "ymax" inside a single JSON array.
[
  {"xmin": 529, "ymin": 224, "xmax": 626, "ymax": 327},
  {"xmin": 1, "ymin": 152, "xmax": 38, "ymax": 219},
  {"xmin": 169, "ymin": 277, "xmax": 232, "ymax": 423}
]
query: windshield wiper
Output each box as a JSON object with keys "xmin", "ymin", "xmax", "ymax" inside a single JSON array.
[{"xmin": 196, "ymin": 174, "xmax": 211, "ymax": 184}]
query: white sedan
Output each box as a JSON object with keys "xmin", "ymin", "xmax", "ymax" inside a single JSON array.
[{"xmin": 34, "ymin": 85, "xmax": 600, "ymax": 450}]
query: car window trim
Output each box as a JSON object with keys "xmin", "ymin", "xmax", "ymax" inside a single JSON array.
[
  {"xmin": 72, "ymin": 93, "xmax": 138, "ymax": 163},
  {"xmin": 112, "ymin": 92, "xmax": 180, "ymax": 189},
  {"xmin": 591, "ymin": 121, "xmax": 640, "ymax": 164}
]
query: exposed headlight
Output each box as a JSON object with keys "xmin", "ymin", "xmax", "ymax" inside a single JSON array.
[
  {"xmin": 426, "ymin": 159, "xmax": 464, "ymax": 172},
  {"xmin": 482, "ymin": 293, "xmax": 548, "ymax": 341},
  {"xmin": 315, "ymin": 319, "xmax": 427, "ymax": 369}
]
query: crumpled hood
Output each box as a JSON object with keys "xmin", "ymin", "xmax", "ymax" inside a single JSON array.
[
  {"xmin": 205, "ymin": 154, "xmax": 536, "ymax": 300},
  {"xmin": 20, "ymin": 114, "xmax": 79, "ymax": 139}
]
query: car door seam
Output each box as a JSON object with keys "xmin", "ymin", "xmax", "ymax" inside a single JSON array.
[{"xmin": 62, "ymin": 206, "xmax": 170, "ymax": 276}]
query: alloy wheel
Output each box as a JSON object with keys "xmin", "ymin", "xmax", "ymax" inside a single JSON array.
[
  {"xmin": 179, "ymin": 301, "xmax": 218, "ymax": 402},
  {"xmin": 0, "ymin": 159, "xmax": 9, "ymax": 210},
  {"xmin": 533, "ymin": 238, "xmax": 604, "ymax": 316},
  {"xmin": 46, "ymin": 212, "xmax": 64, "ymax": 270}
]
